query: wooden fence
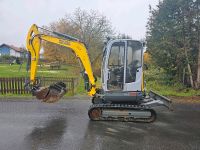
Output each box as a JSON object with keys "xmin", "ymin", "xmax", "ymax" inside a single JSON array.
[{"xmin": 0, "ymin": 77, "xmax": 78, "ymax": 95}]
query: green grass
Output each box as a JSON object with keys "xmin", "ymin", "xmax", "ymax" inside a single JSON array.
[
  {"xmin": 144, "ymin": 66, "xmax": 200, "ymax": 97},
  {"xmin": 75, "ymin": 77, "xmax": 102, "ymax": 96},
  {"xmin": 146, "ymin": 81, "xmax": 200, "ymax": 96},
  {"xmin": 0, "ymin": 64, "xmax": 80, "ymax": 78}
]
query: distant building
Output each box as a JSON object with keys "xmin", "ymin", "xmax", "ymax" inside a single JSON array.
[{"xmin": 0, "ymin": 44, "xmax": 25, "ymax": 57}]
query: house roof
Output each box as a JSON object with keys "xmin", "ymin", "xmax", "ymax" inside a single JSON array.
[{"xmin": 0, "ymin": 43, "xmax": 26, "ymax": 53}]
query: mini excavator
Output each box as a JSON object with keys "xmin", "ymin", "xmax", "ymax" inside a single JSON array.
[{"xmin": 25, "ymin": 24, "xmax": 171, "ymax": 122}]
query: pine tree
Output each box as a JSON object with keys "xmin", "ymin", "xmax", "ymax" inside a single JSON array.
[{"xmin": 146, "ymin": 0, "xmax": 200, "ymax": 89}]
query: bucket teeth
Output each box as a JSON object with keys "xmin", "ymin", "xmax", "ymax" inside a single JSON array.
[{"xmin": 34, "ymin": 82, "xmax": 67, "ymax": 103}]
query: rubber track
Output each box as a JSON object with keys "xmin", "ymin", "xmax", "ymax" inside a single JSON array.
[{"xmin": 88, "ymin": 104, "xmax": 156, "ymax": 123}]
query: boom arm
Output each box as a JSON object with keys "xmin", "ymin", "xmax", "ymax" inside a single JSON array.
[{"xmin": 26, "ymin": 24, "xmax": 96, "ymax": 96}]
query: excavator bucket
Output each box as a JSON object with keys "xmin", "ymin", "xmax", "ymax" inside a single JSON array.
[{"xmin": 34, "ymin": 82, "xmax": 67, "ymax": 103}]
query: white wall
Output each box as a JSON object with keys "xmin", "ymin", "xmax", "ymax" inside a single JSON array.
[{"xmin": 10, "ymin": 49, "xmax": 21, "ymax": 57}]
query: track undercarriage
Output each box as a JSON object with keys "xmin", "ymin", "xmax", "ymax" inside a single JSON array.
[
  {"xmin": 88, "ymin": 91, "xmax": 171, "ymax": 123},
  {"xmin": 88, "ymin": 104, "xmax": 157, "ymax": 122}
]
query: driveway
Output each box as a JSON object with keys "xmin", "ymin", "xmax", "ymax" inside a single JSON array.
[{"xmin": 0, "ymin": 98, "xmax": 199, "ymax": 150}]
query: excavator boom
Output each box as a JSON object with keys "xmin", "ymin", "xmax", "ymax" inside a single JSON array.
[{"xmin": 26, "ymin": 24, "xmax": 97, "ymax": 102}]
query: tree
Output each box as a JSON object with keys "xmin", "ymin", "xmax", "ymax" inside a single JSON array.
[
  {"xmin": 146, "ymin": 0, "xmax": 200, "ymax": 89},
  {"xmin": 43, "ymin": 8, "xmax": 114, "ymax": 70},
  {"xmin": 194, "ymin": 0, "xmax": 200, "ymax": 88}
]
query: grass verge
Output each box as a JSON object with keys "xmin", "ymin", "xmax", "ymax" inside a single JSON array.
[{"xmin": 144, "ymin": 66, "xmax": 200, "ymax": 97}]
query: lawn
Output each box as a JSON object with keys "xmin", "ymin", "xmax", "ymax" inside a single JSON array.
[
  {"xmin": 0, "ymin": 64, "xmax": 80, "ymax": 78},
  {"xmin": 144, "ymin": 66, "xmax": 200, "ymax": 97}
]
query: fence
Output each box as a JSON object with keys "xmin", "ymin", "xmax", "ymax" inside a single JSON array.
[{"xmin": 0, "ymin": 77, "xmax": 78, "ymax": 95}]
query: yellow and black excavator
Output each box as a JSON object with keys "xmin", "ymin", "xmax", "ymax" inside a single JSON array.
[{"xmin": 25, "ymin": 24, "xmax": 171, "ymax": 122}]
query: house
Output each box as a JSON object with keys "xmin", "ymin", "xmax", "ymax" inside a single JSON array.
[{"xmin": 0, "ymin": 44, "xmax": 25, "ymax": 57}]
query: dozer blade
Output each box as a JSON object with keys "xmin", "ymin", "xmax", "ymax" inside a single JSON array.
[{"xmin": 34, "ymin": 82, "xmax": 67, "ymax": 103}]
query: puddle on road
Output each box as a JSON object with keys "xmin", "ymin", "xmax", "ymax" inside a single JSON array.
[
  {"xmin": 153, "ymin": 122, "xmax": 169, "ymax": 127},
  {"xmin": 24, "ymin": 117, "xmax": 67, "ymax": 150},
  {"xmin": 107, "ymin": 128, "xmax": 119, "ymax": 133}
]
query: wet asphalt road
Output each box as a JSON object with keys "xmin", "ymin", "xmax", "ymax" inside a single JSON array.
[{"xmin": 0, "ymin": 98, "xmax": 199, "ymax": 150}]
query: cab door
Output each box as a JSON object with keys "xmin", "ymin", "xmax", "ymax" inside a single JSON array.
[{"xmin": 102, "ymin": 40, "xmax": 126, "ymax": 91}]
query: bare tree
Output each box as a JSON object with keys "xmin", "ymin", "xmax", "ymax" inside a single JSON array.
[
  {"xmin": 67, "ymin": 8, "xmax": 113, "ymax": 60},
  {"xmin": 43, "ymin": 8, "xmax": 114, "ymax": 74}
]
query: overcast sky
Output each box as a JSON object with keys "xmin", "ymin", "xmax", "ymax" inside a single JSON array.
[{"xmin": 0, "ymin": 0, "xmax": 159, "ymax": 47}]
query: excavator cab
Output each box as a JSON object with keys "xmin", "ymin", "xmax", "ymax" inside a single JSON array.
[{"xmin": 100, "ymin": 39, "xmax": 144, "ymax": 104}]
